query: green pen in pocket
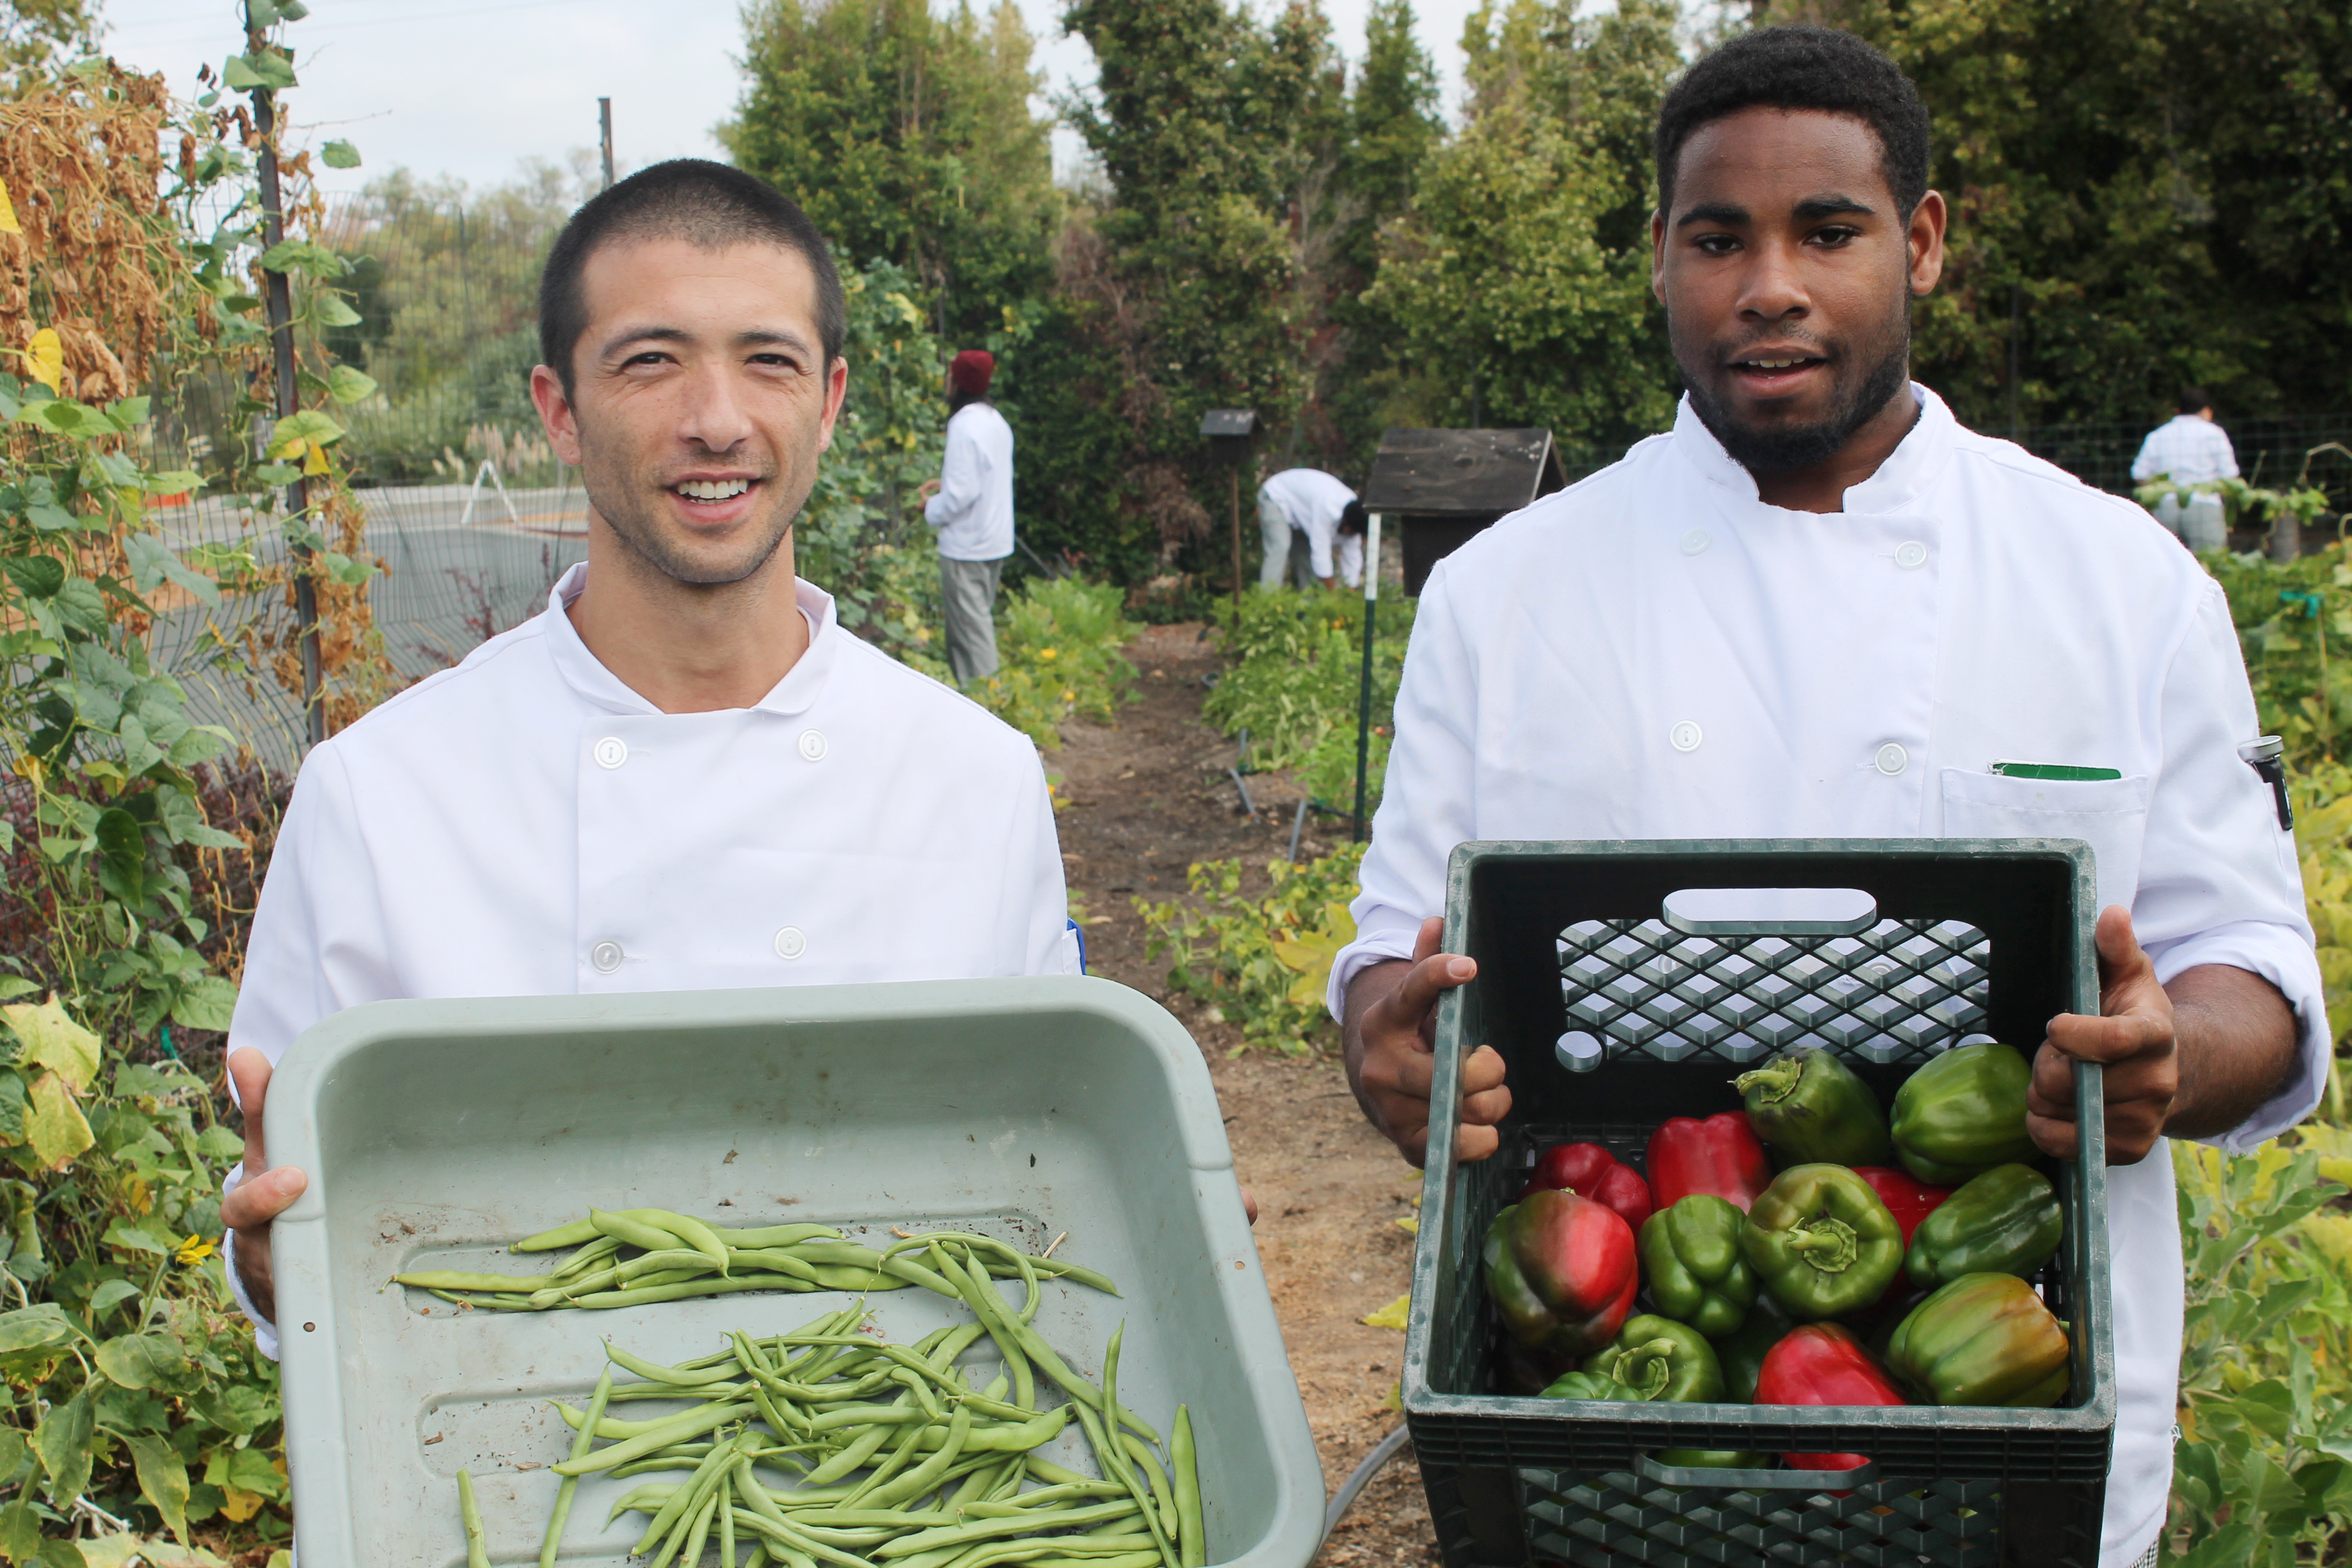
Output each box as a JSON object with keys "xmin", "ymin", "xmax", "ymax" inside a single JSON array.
[{"xmin": 1988, "ymin": 760, "xmax": 2124, "ymax": 782}]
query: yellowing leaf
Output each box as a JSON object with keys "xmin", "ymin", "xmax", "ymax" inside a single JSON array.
[
  {"xmin": 23, "ymin": 328, "xmax": 61, "ymax": 394},
  {"xmin": 2301, "ymin": 1213, "xmax": 2352, "ymax": 1268},
  {"xmin": 0, "ymin": 178, "xmax": 18, "ymax": 236},
  {"xmin": 24, "ymin": 1070, "xmax": 93, "ymax": 1169},
  {"xmin": 2293, "ymin": 1123, "xmax": 2352, "ymax": 1188},
  {"xmin": 1360, "ymin": 1292, "xmax": 1412, "ymax": 1330},
  {"xmin": 217, "ymin": 1484, "xmax": 263, "ymax": 1523},
  {"xmin": 1269, "ymin": 900, "xmax": 1357, "ymax": 1010},
  {"xmin": 3, "ymin": 997, "xmax": 100, "ymax": 1092},
  {"xmin": 1395, "ymin": 1215, "xmax": 1419, "ymax": 1235}
]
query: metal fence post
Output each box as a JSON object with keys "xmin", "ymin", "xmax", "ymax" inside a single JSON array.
[{"xmin": 1352, "ymin": 512, "xmax": 1382, "ymax": 842}]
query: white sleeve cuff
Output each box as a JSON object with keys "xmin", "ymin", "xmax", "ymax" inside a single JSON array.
[
  {"xmin": 221, "ymin": 1164, "xmax": 282, "ymax": 1363},
  {"xmin": 2146, "ymin": 918, "xmax": 2331, "ymax": 1152},
  {"xmin": 1326, "ymin": 921, "xmax": 1423, "ymax": 1022}
]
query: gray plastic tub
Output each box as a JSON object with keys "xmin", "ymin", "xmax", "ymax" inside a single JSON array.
[{"xmin": 266, "ymin": 976, "xmax": 1320, "ymax": 1567}]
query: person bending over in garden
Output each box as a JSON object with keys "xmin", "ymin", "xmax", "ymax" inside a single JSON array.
[
  {"xmin": 1257, "ymin": 466, "xmax": 1363, "ymax": 590},
  {"xmin": 219, "ymin": 161, "xmax": 1081, "ymax": 1364},
  {"xmin": 1331, "ymin": 28, "xmax": 2322, "ymax": 1568}
]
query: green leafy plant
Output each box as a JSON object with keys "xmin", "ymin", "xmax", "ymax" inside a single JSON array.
[
  {"xmin": 1136, "ymin": 844, "xmax": 1365, "ymax": 1055},
  {"xmin": 972, "ymin": 576, "xmax": 1141, "ymax": 749},
  {"xmin": 1201, "ymin": 589, "xmax": 1413, "ymax": 776}
]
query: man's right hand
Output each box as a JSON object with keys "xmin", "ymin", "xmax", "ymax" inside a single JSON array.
[
  {"xmin": 1343, "ymin": 916, "xmax": 1511, "ymax": 1166},
  {"xmin": 220, "ymin": 1047, "xmax": 308, "ymax": 1327}
]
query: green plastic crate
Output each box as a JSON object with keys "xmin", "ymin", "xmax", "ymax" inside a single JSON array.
[
  {"xmin": 266, "ymin": 976, "xmax": 1321, "ymax": 1567},
  {"xmin": 1400, "ymin": 841, "xmax": 2117, "ymax": 1567}
]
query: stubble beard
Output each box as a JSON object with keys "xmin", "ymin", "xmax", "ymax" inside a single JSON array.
[
  {"xmin": 579, "ymin": 451, "xmax": 799, "ymax": 589},
  {"xmin": 1678, "ymin": 297, "xmax": 1914, "ymax": 476}
]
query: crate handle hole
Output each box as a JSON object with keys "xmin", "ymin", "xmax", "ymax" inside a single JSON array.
[
  {"xmin": 1662, "ymin": 886, "xmax": 1878, "ymax": 937},
  {"xmin": 1555, "ymin": 1031, "xmax": 1605, "ymax": 1073}
]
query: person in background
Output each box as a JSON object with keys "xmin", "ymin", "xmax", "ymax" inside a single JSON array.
[
  {"xmin": 917, "ymin": 350, "xmax": 1014, "ymax": 683},
  {"xmin": 1257, "ymin": 466, "xmax": 1362, "ymax": 590},
  {"xmin": 2131, "ymin": 387, "xmax": 2237, "ymax": 552}
]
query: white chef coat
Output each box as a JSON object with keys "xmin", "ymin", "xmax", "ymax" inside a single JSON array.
[
  {"xmin": 1260, "ymin": 468, "xmax": 1360, "ymax": 585},
  {"xmin": 925, "ymin": 400, "xmax": 1015, "ymax": 561},
  {"xmin": 225, "ymin": 563, "xmax": 1076, "ymax": 1358},
  {"xmin": 1329, "ymin": 385, "xmax": 2328, "ymax": 1567},
  {"xmin": 2131, "ymin": 413, "xmax": 2239, "ymax": 486}
]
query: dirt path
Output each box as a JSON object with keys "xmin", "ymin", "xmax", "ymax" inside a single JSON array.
[{"xmin": 1052, "ymin": 623, "xmax": 1441, "ymax": 1567}]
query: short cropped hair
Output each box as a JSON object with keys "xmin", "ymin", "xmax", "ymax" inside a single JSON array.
[
  {"xmin": 2178, "ymin": 386, "xmax": 2213, "ymax": 415},
  {"xmin": 537, "ymin": 159, "xmax": 846, "ymax": 395},
  {"xmin": 1654, "ymin": 26, "xmax": 1931, "ymax": 221}
]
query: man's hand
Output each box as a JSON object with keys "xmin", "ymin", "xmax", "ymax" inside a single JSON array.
[
  {"xmin": 1343, "ymin": 916, "xmax": 1509, "ymax": 1167},
  {"xmin": 219, "ymin": 1047, "xmax": 308, "ymax": 1326},
  {"xmin": 2030, "ymin": 906, "xmax": 2297, "ymax": 1164},
  {"xmin": 915, "ymin": 477, "xmax": 942, "ymax": 503}
]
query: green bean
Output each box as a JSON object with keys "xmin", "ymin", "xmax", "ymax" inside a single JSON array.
[
  {"xmin": 427, "ymin": 1286, "xmax": 540, "ymax": 1310},
  {"xmin": 930, "ymin": 1244, "xmax": 1036, "ymax": 1409},
  {"xmin": 631, "ymin": 1206, "xmax": 734, "ymax": 1275},
  {"xmin": 1168, "ymin": 1407, "xmax": 1202, "ymax": 1568},
  {"xmin": 957, "ymin": 1265, "xmax": 1157, "ymax": 1445},
  {"xmin": 661, "ymin": 1487, "xmax": 720, "ymax": 1568},
  {"xmin": 1121, "ymin": 1438, "xmax": 1178, "ymax": 1542},
  {"xmin": 721, "ymin": 1462, "xmax": 741, "ymax": 1568},
  {"xmin": 841, "ymin": 1415, "xmax": 930, "ymax": 1507},
  {"xmin": 567, "ymin": 1273, "xmax": 820, "ymax": 1309},
  {"xmin": 729, "ymin": 1497, "xmax": 879, "ymax": 1568},
  {"xmin": 727, "ymin": 1247, "xmax": 826, "ymax": 1283},
  {"xmin": 713, "ymin": 1222, "xmax": 845, "ymax": 1248},
  {"xmin": 609, "ymin": 1342, "xmax": 748, "ymax": 1387},
  {"xmin": 803, "ymin": 1413, "xmax": 900, "ymax": 1485},
  {"xmin": 1096, "ymin": 1325, "xmax": 1177, "ymax": 1568},
  {"xmin": 455, "ymin": 1469, "xmax": 492, "ymax": 1568},
  {"xmin": 547, "ymin": 1232, "xmax": 625, "ymax": 1277},
  {"xmin": 514, "ymin": 1216, "xmax": 602, "ymax": 1252},
  {"xmin": 862, "ymin": 1401, "xmax": 971, "ymax": 1509},
  {"xmin": 609, "ymin": 1482, "xmax": 681, "ymax": 1523},
  {"xmin": 1026, "ymin": 1455, "xmax": 1097, "ymax": 1489},
  {"xmin": 591, "ymin": 1205, "xmax": 693, "ymax": 1255},
  {"xmin": 555, "ymin": 1401, "xmax": 756, "ymax": 1476},
  {"xmin": 633, "ymin": 1433, "xmax": 739, "ymax": 1556},
  {"xmin": 538, "ymin": 1365, "xmax": 612, "ymax": 1567},
  {"xmin": 745, "ymin": 1545, "xmax": 771, "ymax": 1568},
  {"xmin": 1018, "ymin": 1256, "xmax": 1122, "ymax": 1298},
  {"xmin": 400, "ymin": 1268, "xmax": 540, "ymax": 1291},
  {"xmin": 960, "ymin": 1484, "xmax": 1131, "ymax": 1516},
  {"xmin": 874, "ymin": 1499, "xmax": 1145, "ymax": 1558}
]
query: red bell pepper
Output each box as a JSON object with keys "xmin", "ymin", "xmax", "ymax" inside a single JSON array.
[
  {"xmin": 1483, "ymin": 1188, "xmax": 1640, "ymax": 1358},
  {"xmin": 1645, "ymin": 1112, "xmax": 1770, "ymax": 1212},
  {"xmin": 1523, "ymin": 1141, "xmax": 1655, "ymax": 1233},
  {"xmin": 1754, "ymin": 1322, "xmax": 1907, "ymax": 1473},
  {"xmin": 1851, "ymin": 1166, "xmax": 1953, "ymax": 1309}
]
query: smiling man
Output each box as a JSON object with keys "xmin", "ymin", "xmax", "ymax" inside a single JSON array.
[
  {"xmin": 1331, "ymin": 28, "xmax": 2323, "ymax": 1566},
  {"xmin": 217, "ymin": 161, "xmax": 1077, "ymax": 1358}
]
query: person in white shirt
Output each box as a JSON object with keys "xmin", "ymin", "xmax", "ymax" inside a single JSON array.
[
  {"xmin": 1257, "ymin": 467, "xmax": 1363, "ymax": 589},
  {"xmin": 2131, "ymin": 388, "xmax": 2239, "ymax": 551},
  {"xmin": 917, "ymin": 350, "xmax": 1015, "ymax": 682},
  {"xmin": 220, "ymin": 161, "xmax": 1077, "ymax": 1359},
  {"xmin": 1330, "ymin": 29, "xmax": 2322, "ymax": 1568}
]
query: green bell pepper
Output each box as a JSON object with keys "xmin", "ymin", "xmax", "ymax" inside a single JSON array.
[
  {"xmin": 1883, "ymin": 1271, "xmax": 2071, "ymax": 1407},
  {"xmin": 1888, "ymin": 1041, "xmax": 2039, "ymax": 1185},
  {"xmin": 1741, "ymin": 1164, "xmax": 1904, "ymax": 1319},
  {"xmin": 1583, "ymin": 1314, "xmax": 1725, "ymax": 1403},
  {"xmin": 1640, "ymin": 1195, "xmax": 1759, "ymax": 1338},
  {"xmin": 1652, "ymin": 1445, "xmax": 1772, "ymax": 1470},
  {"xmin": 1713, "ymin": 1292, "xmax": 1798, "ymax": 1402},
  {"xmin": 1734, "ymin": 1046, "xmax": 1892, "ymax": 1167},
  {"xmin": 1539, "ymin": 1369, "xmax": 1639, "ymax": 1401},
  {"xmin": 1905, "ymin": 1163, "xmax": 2064, "ymax": 1290}
]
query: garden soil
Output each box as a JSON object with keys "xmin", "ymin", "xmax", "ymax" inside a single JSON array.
[{"xmin": 1052, "ymin": 621, "xmax": 1442, "ymax": 1567}]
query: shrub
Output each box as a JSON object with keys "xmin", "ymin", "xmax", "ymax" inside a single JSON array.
[{"xmin": 1136, "ymin": 844, "xmax": 1365, "ymax": 1054}]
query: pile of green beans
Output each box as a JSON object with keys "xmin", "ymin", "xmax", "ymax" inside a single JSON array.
[
  {"xmin": 394, "ymin": 1207, "xmax": 1117, "ymax": 1313},
  {"xmin": 448, "ymin": 1229, "xmax": 1208, "ymax": 1568}
]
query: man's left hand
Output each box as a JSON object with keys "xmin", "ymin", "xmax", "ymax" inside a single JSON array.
[
  {"xmin": 916, "ymin": 477, "xmax": 941, "ymax": 502},
  {"xmin": 2030, "ymin": 906, "xmax": 2177, "ymax": 1164}
]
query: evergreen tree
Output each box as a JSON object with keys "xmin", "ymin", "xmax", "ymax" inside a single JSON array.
[{"xmin": 723, "ymin": 0, "xmax": 1058, "ymax": 342}]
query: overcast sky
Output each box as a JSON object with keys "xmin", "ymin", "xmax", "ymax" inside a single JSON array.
[{"xmin": 95, "ymin": 0, "xmax": 1490, "ymax": 203}]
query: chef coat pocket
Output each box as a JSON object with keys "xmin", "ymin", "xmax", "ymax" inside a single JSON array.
[{"xmin": 1940, "ymin": 769, "xmax": 2152, "ymax": 914}]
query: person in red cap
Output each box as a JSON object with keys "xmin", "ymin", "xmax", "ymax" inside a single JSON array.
[{"xmin": 917, "ymin": 349, "xmax": 1015, "ymax": 683}]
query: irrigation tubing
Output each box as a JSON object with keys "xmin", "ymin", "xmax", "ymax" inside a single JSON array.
[{"xmin": 1322, "ymin": 1423, "xmax": 1413, "ymax": 1545}]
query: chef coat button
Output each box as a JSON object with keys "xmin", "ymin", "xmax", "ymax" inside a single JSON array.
[
  {"xmin": 1669, "ymin": 721, "xmax": 1703, "ymax": 753},
  {"xmin": 1680, "ymin": 529, "xmax": 1711, "ymax": 556},
  {"xmin": 1875, "ymin": 742, "xmax": 1909, "ymax": 776},
  {"xmin": 590, "ymin": 940, "xmax": 624, "ymax": 973},
  {"xmin": 798, "ymin": 729, "xmax": 827, "ymax": 762},
  {"xmin": 774, "ymin": 926, "xmax": 807, "ymax": 960},
  {"xmin": 1894, "ymin": 541, "xmax": 1929, "ymax": 570},
  {"xmin": 593, "ymin": 737, "xmax": 628, "ymax": 770}
]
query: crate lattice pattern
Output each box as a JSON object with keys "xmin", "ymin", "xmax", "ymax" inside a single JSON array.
[
  {"xmin": 1558, "ymin": 917, "xmax": 1992, "ymax": 1067},
  {"xmin": 1523, "ymin": 1467, "xmax": 2002, "ymax": 1567}
]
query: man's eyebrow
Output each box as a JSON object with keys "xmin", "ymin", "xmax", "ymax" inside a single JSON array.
[
  {"xmin": 1794, "ymin": 194, "xmax": 1874, "ymax": 221},
  {"xmin": 596, "ymin": 324, "xmax": 818, "ymax": 360},
  {"xmin": 1675, "ymin": 200, "xmax": 1750, "ymax": 230},
  {"xmin": 733, "ymin": 326, "xmax": 816, "ymax": 355}
]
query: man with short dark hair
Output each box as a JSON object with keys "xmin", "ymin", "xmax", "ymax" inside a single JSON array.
[
  {"xmin": 2133, "ymin": 387, "xmax": 2238, "ymax": 551},
  {"xmin": 220, "ymin": 160, "xmax": 1077, "ymax": 1362},
  {"xmin": 1333, "ymin": 29, "xmax": 2322, "ymax": 1566},
  {"xmin": 918, "ymin": 349, "xmax": 1015, "ymax": 682}
]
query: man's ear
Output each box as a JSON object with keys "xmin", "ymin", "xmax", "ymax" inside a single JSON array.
[
  {"xmin": 1907, "ymin": 189, "xmax": 1949, "ymax": 298},
  {"xmin": 817, "ymin": 356, "xmax": 850, "ymax": 454},
  {"xmin": 1649, "ymin": 207, "xmax": 1669, "ymax": 307},
  {"xmin": 531, "ymin": 364, "xmax": 583, "ymax": 466}
]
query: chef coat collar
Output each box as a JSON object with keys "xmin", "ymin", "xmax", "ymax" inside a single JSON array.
[
  {"xmin": 541, "ymin": 561, "xmax": 843, "ymax": 718},
  {"xmin": 1671, "ymin": 381, "xmax": 1956, "ymax": 516}
]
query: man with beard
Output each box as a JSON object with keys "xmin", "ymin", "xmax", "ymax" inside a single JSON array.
[
  {"xmin": 1330, "ymin": 28, "xmax": 2322, "ymax": 1568},
  {"xmin": 217, "ymin": 161, "xmax": 1079, "ymax": 1358}
]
